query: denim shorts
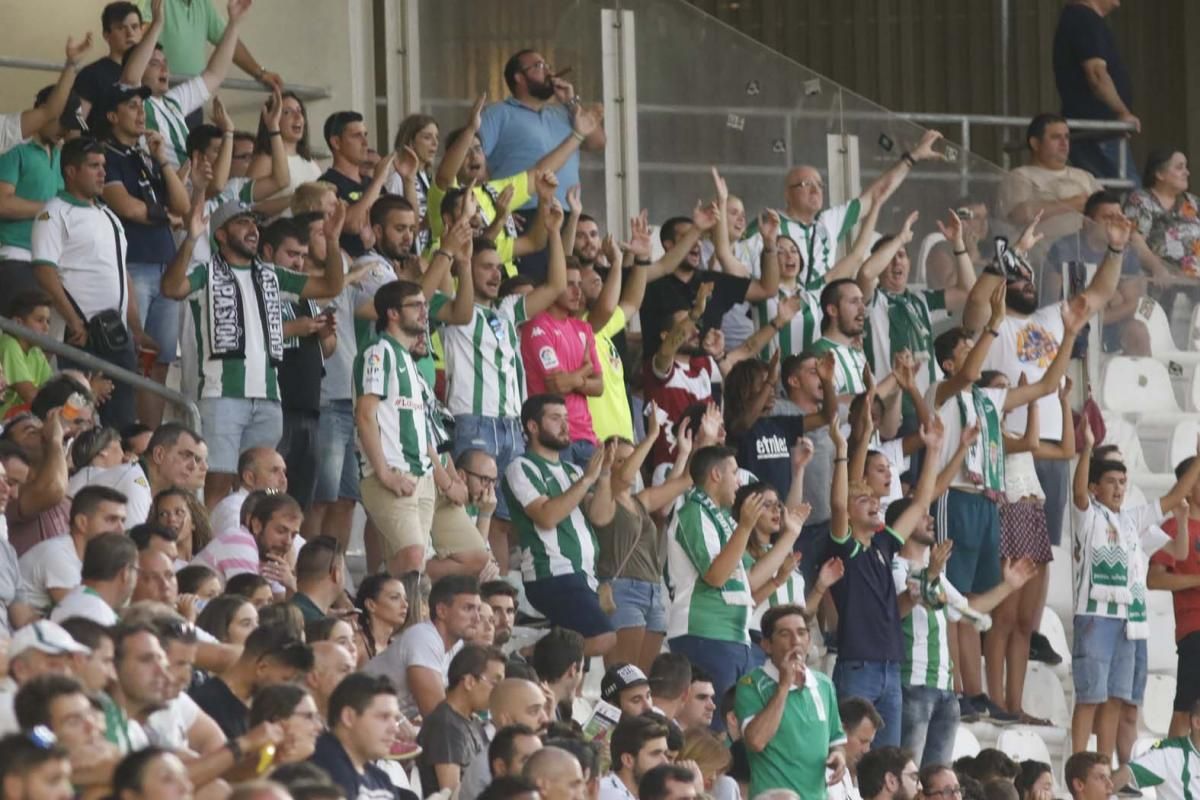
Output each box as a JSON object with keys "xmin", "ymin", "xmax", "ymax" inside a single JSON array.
[
  {"xmin": 605, "ymin": 577, "xmax": 667, "ymax": 634},
  {"xmin": 314, "ymin": 399, "xmax": 360, "ymax": 503},
  {"xmin": 452, "ymin": 415, "xmax": 525, "ymax": 521},
  {"xmin": 199, "ymin": 397, "xmax": 283, "ymax": 474},
  {"xmin": 1072, "ymin": 614, "xmax": 1138, "ymax": 704},
  {"xmin": 129, "ymin": 261, "xmax": 181, "ymax": 363}
]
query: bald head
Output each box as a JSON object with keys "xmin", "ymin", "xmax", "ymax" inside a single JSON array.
[
  {"xmin": 238, "ymin": 447, "xmax": 287, "ymax": 493},
  {"xmin": 306, "ymin": 641, "xmax": 355, "ymax": 709},
  {"xmin": 491, "ymin": 678, "xmax": 550, "ymax": 730},
  {"xmin": 784, "ymin": 165, "xmax": 824, "ymax": 220},
  {"xmin": 524, "ymin": 746, "xmax": 580, "ymax": 783}
]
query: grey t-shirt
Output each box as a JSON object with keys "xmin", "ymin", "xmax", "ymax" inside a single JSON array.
[
  {"xmin": 364, "ymin": 621, "xmax": 461, "ymax": 721},
  {"xmin": 416, "ymin": 700, "xmax": 487, "ymax": 794},
  {"xmin": 774, "ymin": 398, "xmax": 833, "ymax": 524}
]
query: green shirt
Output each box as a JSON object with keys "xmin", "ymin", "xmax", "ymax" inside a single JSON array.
[
  {"xmin": 743, "ymin": 199, "xmax": 862, "ymax": 290},
  {"xmin": 1129, "ymin": 736, "xmax": 1200, "ymax": 800},
  {"xmin": 810, "ymin": 337, "xmax": 868, "ymax": 395},
  {"xmin": 137, "ymin": 0, "xmax": 226, "ymax": 76},
  {"xmin": 353, "ymin": 333, "xmax": 433, "ymax": 478},
  {"xmin": 755, "ymin": 284, "xmax": 822, "ymax": 359},
  {"xmin": 0, "ymin": 140, "xmax": 61, "ymax": 253},
  {"xmin": 0, "ymin": 333, "xmax": 51, "ymax": 416},
  {"xmin": 735, "ymin": 663, "xmax": 846, "ymax": 800},
  {"xmin": 290, "ymin": 592, "xmax": 326, "ymax": 623},
  {"xmin": 502, "ymin": 451, "xmax": 599, "ymax": 586}
]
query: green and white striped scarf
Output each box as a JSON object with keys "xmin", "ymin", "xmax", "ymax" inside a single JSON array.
[{"xmin": 956, "ymin": 387, "xmax": 1005, "ymax": 498}]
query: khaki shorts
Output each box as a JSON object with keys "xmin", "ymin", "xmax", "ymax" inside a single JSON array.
[
  {"xmin": 360, "ymin": 470, "xmax": 436, "ymax": 559},
  {"xmin": 432, "ymin": 491, "xmax": 489, "ymax": 557}
]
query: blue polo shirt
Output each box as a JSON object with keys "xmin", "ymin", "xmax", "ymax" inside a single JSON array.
[
  {"xmin": 0, "ymin": 140, "xmax": 62, "ymax": 255},
  {"xmin": 478, "ymin": 97, "xmax": 577, "ymax": 209},
  {"xmin": 827, "ymin": 526, "xmax": 904, "ymax": 662}
]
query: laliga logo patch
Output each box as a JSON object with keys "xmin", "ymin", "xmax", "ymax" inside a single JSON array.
[{"xmin": 539, "ymin": 347, "xmax": 559, "ymax": 369}]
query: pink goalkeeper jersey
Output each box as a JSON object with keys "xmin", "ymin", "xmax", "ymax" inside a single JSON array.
[{"xmin": 521, "ymin": 311, "xmax": 601, "ymax": 444}]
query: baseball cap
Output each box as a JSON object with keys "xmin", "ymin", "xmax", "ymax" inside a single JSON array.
[
  {"xmin": 209, "ymin": 200, "xmax": 258, "ymax": 231},
  {"xmin": 601, "ymin": 662, "xmax": 649, "ymax": 703},
  {"xmin": 9, "ymin": 620, "xmax": 91, "ymax": 660}
]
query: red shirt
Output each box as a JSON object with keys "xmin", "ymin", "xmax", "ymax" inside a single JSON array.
[
  {"xmin": 643, "ymin": 355, "xmax": 718, "ymax": 468},
  {"xmin": 520, "ymin": 311, "xmax": 601, "ymax": 444},
  {"xmin": 1153, "ymin": 516, "xmax": 1200, "ymax": 641}
]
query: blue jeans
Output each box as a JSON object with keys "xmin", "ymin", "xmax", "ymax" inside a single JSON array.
[
  {"xmin": 452, "ymin": 415, "xmax": 525, "ymax": 521},
  {"xmin": 669, "ymin": 635, "xmax": 752, "ymax": 731},
  {"xmin": 198, "ymin": 397, "xmax": 284, "ymax": 474},
  {"xmin": 564, "ymin": 439, "xmax": 597, "ymax": 469},
  {"xmin": 1072, "ymin": 614, "xmax": 1138, "ymax": 704},
  {"xmin": 832, "ymin": 659, "xmax": 903, "ymax": 747},
  {"xmin": 314, "ymin": 399, "xmax": 360, "ymax": 503},
  {"xmin": 1070, "ymin": 137, "xmax": 1140, "ymax": 185},
  {"xmin": 128, "ymin": 261, "xmax": 180, "ymax": 363},
  {"xmin": 901, "ymin": 685, "xmax": 960, "ymax": 767}
]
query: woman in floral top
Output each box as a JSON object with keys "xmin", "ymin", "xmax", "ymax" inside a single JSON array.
[{"xmin": 1123, "ymin": 150, "xmax": 1200, "ymax": 277}]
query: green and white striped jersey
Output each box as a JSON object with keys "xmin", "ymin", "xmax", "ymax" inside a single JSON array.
[
  {"xmin": 666, "ymin": 488, "xmax": 753, "ymax": 643},
  {"xmin": 746, "ymin": 550, "xmax": 807, "ymax": 634},
  {"xmin": 502, "ymin": 452, "xmax": 599, "ymax": 586},
  {"xmin": 742, "ymin": 199, "xmax": 862, "ymax": 291},
  {"xmin": 353, "ymin": 333, "xmax": 433, "ymax": 478},
  {"xmin": 1129, "ymin": 736, "xmax": 1200, "ymax": 800},
  {"xmin": 144, "ymin": 76, "xmax": 210, "ymax": 168},
  {"xmin": 864, "ymin": 287, "xmax": 946, "ymax": 387},
  {"xmin": 810, "ymin": 337, "xmax": 868, "ymax": 395},
  {"xmin": 755, "ymin": 284, "xmax": 822, "ymax": 359},
  {"xmin": 892, "ymin": 557, "xmax": 960, "ymax": 691},
  {"xmin": 183, "ymin": 263, "xmax": 308, "ymax": 401},
  {"xmin": 435, "ymin": 294, "xmax": 528, "ymax": 419}
]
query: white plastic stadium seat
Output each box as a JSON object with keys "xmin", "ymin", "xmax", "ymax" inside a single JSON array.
[
  {"xmin": 1036, "ymin": 608, "xmax": 1072, "ymax": 673},
  {"xmin": 1020, "ymin": 662, "xmax": 1071, "ymax": 730},
  {"xmin": 1140, "ymin": 674, "xmax": 1176, "ymax": 737},
  {"xmin": 1189, "ymin": 302, "xmax": 1200, "ymax": 350},
  {"xmin": 953, "ymin": 725, "xmax": 981, "ymax": 760},
  {"xmin": 1099, "ymin": 357, "xmax": 1181, "ymax": 417},
  {"xmin": 1046, "ymin": 548, "xmax": 1075, "ymax": 626},
  {"xmin": 1168, "ymin": 420, "xmax": 1200, "ymax": 474},
  {"xmin": 996, "ymin": 729, "xmax": 1053, "ymax": 767},
  {"xmin": 1131, "ymin": 297, "xmax": 1200, "ymax": 360}
]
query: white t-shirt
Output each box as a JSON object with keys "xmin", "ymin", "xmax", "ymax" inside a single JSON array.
[
  {"xmin": 599, "ymin": 773, "xmax": 638, "ymax": 800},
  {"xmin": 30, "ymin": 195, "xmax": 129, "ymax": 322},
  {"xmin": 209, "ymin": 488, "xmax": 248, "ymax": 535},
  {"xmin": 49, "ymin": 585, "xmax": 118, "ymax": 625},
  {"xmin": 927, "ymin": 384, "xmax": 1009, "ymax": 490},
  {"xmin": 68, "ymin": 464, "xmax": 152, "ymax": 526},
  {"xmin": 363, "ymin": 621, "xmax": 462, "ymax": 720},
  {"xmin": 0, "ymin": 681, "xmax": 15, "ymax": 736},
  {"xmin": 983, "ymin": 306, "xmax": 1066, "ymax": 439},
  {"xmin": 18, "ymin": 535, "xmax": 81, "ymax": 613},
  {"xmin": 145, "ymin": 692, "xmax": 202, "ymax": 750},
  {"xmin": 0, "ymin": 114, "xmax": 24, "ymax": 155}
]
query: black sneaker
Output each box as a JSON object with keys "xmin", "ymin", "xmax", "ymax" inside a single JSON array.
[
  {"xmin": 1029, "ymin": 631, "xmax": 1063, "ymax": 666},
  {"xmin": 958, "ymin": 694, "xmax": 982, "ymax": 722},
  {"xmin": 973, "ymin": 694, "xmax": 1019, "ymax": 725}
]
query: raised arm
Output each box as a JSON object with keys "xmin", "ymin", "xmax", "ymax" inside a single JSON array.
[
  {"xmin": 703, "ymin": 493, "xmax": 763, "ymax": 588},
  {"xmin": 153, "ymin": 135, "xmax": 191, "ymax": 216},
  {"xmin": 523, "ymin": 448, "xmax": 606, "ymax": 530},
  {"xmin": 429, "ymin": 221, "xmax": 475, "ymax": 325},
  {"xmin": 199, "ymin": 0, "xmax": 251, "ymax": 95},
  {"xmin": 20, "ymin": 35, "xmax": 91, "ymax": 140},
  {"xmin": 299, "ymin": 202, "xmax": 347, "ymax": 299},
  {"xmin": 637, "ymin": 414, "xmax": 696, "ymax": 514},
  {"xmin": 935, "ymin": 209, "xmax": 978, "ymax": 312},
  {"xmin": 522, "ymin": 196, "xmax": 569, "ymax": 318},
  {"xmin": 120, "ymin": 0, "xmax": 163, "ymax": 87},
  {"xmin": 162, "ymin": 187, "xmax": 207, "ymax": 300},
  {"xmin": 343, "ymin": 150, "xmax": 396, "ymax": 236},
  {"xmin": 890, "ymin": 419, "xmax": 946, "ymax": 541},
  {"xmin": 826, "ymin": 196, "xmax": 883, "ymax": 284},
  {"xmin": 800, "ymin": 354, "xmax": 839, "ymax": 431},
  {"xmin": 584, "ymin": 442, "xmax": 618, "ymax": 528},
  {"xmin": 643, "ymin": 203, "xmax": 718, "ymax": 283},
  {"xmin": 652, "ymin": 283, "xmax": 709, "ymax": 376},
  {"xmin": 857, "ymin": 129, "xmax": 945, "ymax": 218},
  {"xmin": 250, "ymin": 89, "xmax": 291, "ymax": 200},
  {"xmin": 1073, "ymin": 423, "xmax": 1094, "ymax": 512},
  {"xmin": 1080, "ymin": 214, "xmax": 1135, "ymax": 316},
  {"xmin": 744, "ymin": 209, "xmax": 781, "ymax": 303},
  {"xmin": 847, "ymin": 370, "xmax": 877, "ymax": 481},
  {"xmin": 963, "ymin": 213, "xmax": 1041, "ymax": 333},
  {"xmin": 719, "ymin": 296, "xmax": 800, "ymax": 377},
  {"xmin": 856, "ymin": 211, "xmax": 918, "ymax": 297},
  {"xmin": 829, "ymin": 414, "xmax": 849, "ymax": 539},
  {"xmin": 512, "ymin": 171, "xmax": 557, "ymax": 259},
  {"xmin": 436, "ymin": 94, "xmax": 486, "ymax": 190},
  {"xmin": 710, "ymin": 167, "xmax": 749, "ymax": 277},
  {"xmin": 586, "ymin": 233, "xmax": 624, "ymax": 332},
  {"xmin": 935, "ymin": 283, "xmax": 1006, "ymax": 407},
  {"xmin": 1034, "ymin": 377, "xmax": 1077, "ymax": 460},
  {"xmin": 969, "ymin": 558, "xmax": 1038, "ymax": 614}
]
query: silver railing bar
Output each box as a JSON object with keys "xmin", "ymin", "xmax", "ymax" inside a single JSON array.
[
  {"xmin": 0, "ymin": 316, "xmax": 201, "ymax": 433},
  {"xmin": 0, "ymin": 56, "xmax": 331, "ymax": 101}
]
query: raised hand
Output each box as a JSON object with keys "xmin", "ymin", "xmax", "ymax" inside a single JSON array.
[
  {"xmin": 702, "ymin": 327, "xmax": 725, "ymax": 358},
  {"xmin": 711, "ymin": 166, "xmax": 729, "ymax": 205},
  {"xmin": 676, "ymin": 418, "xmax": 694, "ymax": 457},
  {"xmin": 583, "ymin": 444, "xmax": 606, "ymax": 484},
  {"xmin": 788, "ymin": 501, "xmax": 813, "ymax": 529},
  {"xmin": 759, "ymin": 208, "xmax": 781, "ymax": 246},
  {"xmin": 1061, "ymin": 294, "xmax": 1090, "ymax": 336},
  {"xmin": 534, "ymin": 169, "xmax": 559, "ymax": 201},
  {"xmin": 566, "ymin": 184, "xmax": 582, "ymax": 217},
  {"xmin": 692, "ymin": 281, "xmax": 714, "ymax": 320},
  {"xmin": 1106, "ymin": 213, "xmax": 1135, "ymax": 252},
  {"xmin": 466, "ymin": 92, "xmax": 486, "ymax": 131},
  {"xmin": 738, "ymin": 491, "xmax": 766, "ymax": 528},
  {"xmin": 573, "ymin": 105, "xmax": 601, "ymax": 138},
  {"xmin": 494, "ymin": 184, "xmax": 516, "ymax": 219},
  {"xmin": 1003, "ymin": 557, "xmax": 1038, "ymax": 589},
  {"xmin": 892, "ymin": 350, "xmax": 916, "ymax": 391},
  {"xmin": 394, "ymin": 146, "xmax": 421, "ymax": 180},
  {"xmin": 544, "ymin": 198, "xmax": 565, "ymax": 232},
  {"xmin": 898, "ymin": 210, "xmax": 920, "ymax": 245},
  {"xmin": 626, "ymin": 209, "xmax": 652, "ymax": 260},
  {"xmin": 185, "ymin": 187, "xmax": 210, "ymax": 240},
  {"xmin": 936, "ymin": 208, "xmax": 965, "ymax": 248},
  {"xmin": 262, "ymin": 86, "xmax": 283, "ymax": 131},
  {"xmin": 792, "ymin": 436, "xmax": 815, "ymax": 471},
  {"xmin": 1015, "ymin": 210, "xmax": 1045, "ymax": 254},
  {"xmin": 1082, "ymin": 416, "xmax": 1096, "ymax": 451},
  {"xmin": 1059, "ymin": 375, "xmax": 1074, "ymax": 401},
  {"xmin": 910, "ymin": 129, "xmax": 945, "ymax": 162},
  {"xmin": 146, "ymin": 131, "xmax": 168, "ymax": 165},
  {"xmin": 817, "ymin": 557, "xmax": 845, "ymax": 590},
  {"xmin": 988, "ymin": 280, "xmax": 1007, "ymax": 327},
  {"xmin": 692, "ymin": 199, "xmax": 719, "ymax": 233},
  {"xmin": 927, "ymin": 540, "xmax": 953, "ymax": 578},
  {"xmin": 817, "ymin": 352, "xmax": 836, "ymax": 387},
  {"xmin": 828, "ymin": 412, "xmax": 846, "ymax": 450},
  {"xmin": 66, "ymin": 32, "xmax": 94, "ymax": 65},
  {"xmin": 601, "ymin": 233, "xmax": 620, "ymax": 268},
  {"xmin": 645, "ymin": 400, "xmax": 661, "ymax": 441},
  {"xmin": 776, "ymin": 294, "xmax": 803, "ymax": 327},
  {"xmin": 227, "ymin": 0, "xmax": 252, "ymax": 24},
  {"xmin": 920, "ymin": 416, "xmax": 946, "ymax": 451},
  {"xmin": 698, "ymin": 403, "xmax": 723, "ymax": 446},
  {"xmin": 961, "ymin": 421, "xmax": 981, "ymax": 448},
  {"xmin": 324, "ymin": 200, "xmax": 348, "ymax": 242}
]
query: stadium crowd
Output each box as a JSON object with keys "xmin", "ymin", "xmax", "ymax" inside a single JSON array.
[{"xmin": 3, "ymin": 1, "xmax": 1200, "ymax": 800}]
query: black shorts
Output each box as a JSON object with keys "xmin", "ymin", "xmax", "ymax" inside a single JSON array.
[
  {"xmin": 524, "ymin": 573, "xmax": 615, "ymax": 639},
  {"xmin": 1174, "ymin": 630, "xmax": 1200, "ymax": 712}
]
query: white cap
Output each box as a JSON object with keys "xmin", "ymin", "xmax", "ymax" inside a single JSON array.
[{"xmin": 9, "ymin": 621, "xmax": 91, "ymax": 660}]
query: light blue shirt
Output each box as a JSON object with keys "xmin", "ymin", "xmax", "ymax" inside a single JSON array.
[{"xmin": 478, "ymin": 97, "xmax": 578, "ymax": 209}]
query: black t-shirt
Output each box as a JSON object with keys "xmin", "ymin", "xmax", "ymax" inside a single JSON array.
[
  {"xmin": 278, "ymin": 300, "xmax": 324, "ymax": 412},
  {"xmin": 729, "ymin": 415, "xmax": 806, "ymax": 500},
  {"xmin": 103, "ymin": 141, "xmax": 176, "ymax": 264},
  {"xmin": 1052, "ymin": 3, "xmax": 1132, "ymax": 120},
  {"xmin": 188, "ymin": 676, "xmax": 248, "ymax": 740},
  {"xmin": 312, "ymin": 731, "xmax": 416, "ymax": 800},
  {"xmin": 641, "ymin": 270, "xmax": 751, "ymax": 357},
  {"xmin": 75, "ymin": 58, "xmax": 122, "ymax": 105},
  {"xmin": 320, "ymin": 167, "xmax": 370, "ymax": 258}
]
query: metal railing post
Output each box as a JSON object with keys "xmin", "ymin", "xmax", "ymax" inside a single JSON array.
[
  {"xmin": 0, "ymin": 317, "xmax": 201, "ymax": 433},
  {"xmin": 960, "ymin": 117, "xmax": 971, "ymax": 197}
]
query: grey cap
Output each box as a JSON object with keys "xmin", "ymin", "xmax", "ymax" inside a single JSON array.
[{"xmin": 209, "ymin": 200, "xmax": 257, "ymax": 231}]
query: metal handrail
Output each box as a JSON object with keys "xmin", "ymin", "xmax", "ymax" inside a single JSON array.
[
  {"xmin": 0, "ymin": 56, "xmax": 331, "ymax": 101},
  {"xmin": 0, "ymin": 316, "xmax": 200, "ymax": 433}
]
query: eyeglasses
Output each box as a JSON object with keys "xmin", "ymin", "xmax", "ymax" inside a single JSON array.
[
  {"xmin": 463, "ymin": 470, "xmax": 497, "ymax": 487},
  {"xmin": 401, "ymin": 300, "xmax": 428, "ymax": 311},
  {"xmin": 521, "ymin": 60, "xmax": 551, "ymax": 74},
  {"xmin": 788, "ymin": 179, "xmax": 824, "ymax": 191},
  {"xmin": 923, "ymin": 787, "xmax": 963, "ymax": 798}
]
